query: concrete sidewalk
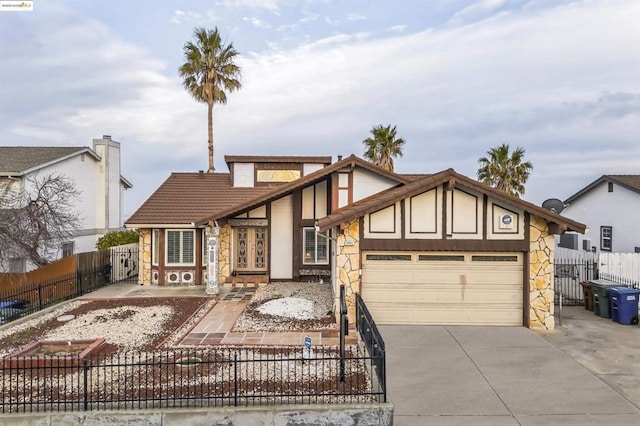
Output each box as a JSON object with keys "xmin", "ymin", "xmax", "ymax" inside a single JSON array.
[{"xmin": 381, "ymin": 324, "xmax": 640, "ymax": 425}]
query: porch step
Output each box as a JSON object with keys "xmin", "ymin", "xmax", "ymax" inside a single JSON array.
[{"xmin": 224, "ymin": 275, "xmax": 269, "ymax": 288}]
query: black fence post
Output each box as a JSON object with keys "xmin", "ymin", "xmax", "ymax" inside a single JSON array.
[
  {"xmin": 83, "ymin": 359, "xmax": 89, "ymax": 411},
  {"xmin": 76, "ymin": 271, "xmax": 83, "ymax": 297},
  {"xmin": 233, "ymin": 353, "xmax": 238, "ymax": 407},
  {"xmin": 339, "ymin": 285, "xmax": 347, "ymax": 382}
]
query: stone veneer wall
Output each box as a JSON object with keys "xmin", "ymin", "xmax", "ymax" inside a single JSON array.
[
  {"xmin": 529, "ymin": 215, "xmax": 556, "ymax": 329},
  {"xmin": 218, "ymin": 225, "xmax": 231, "ymax": 283},
  {"xmin": 336, "ymin": 220, "xmax": 360, "ymax": 323},
  {"xmin": 139, "ymin": 229, "xmax": 151, "ymax": 286}
]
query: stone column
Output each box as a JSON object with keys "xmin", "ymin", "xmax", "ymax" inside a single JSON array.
[
  {"xmin": 336, "ymin": 220, "xmax": 360, "ymax": 323},
  {"xmin": 218, "ymin": 225, "xmax": 231, "ymax": 284},
  {"xmin": 529, "ymin": 216, "xmax": 556, "ymax": 329},
  {"xmin": 139, "ymin": 229, "xmax": 151, "ymax": 286}
]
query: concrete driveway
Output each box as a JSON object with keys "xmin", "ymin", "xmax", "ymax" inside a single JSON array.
[{"xmin": 380, "ymin": 324, "xmax": 640, "ymax": 425}]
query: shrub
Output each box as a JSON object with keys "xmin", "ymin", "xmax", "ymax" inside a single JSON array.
[{"xmin": 96, "ymin": 230, "xmax": 139, "ymax": 250}]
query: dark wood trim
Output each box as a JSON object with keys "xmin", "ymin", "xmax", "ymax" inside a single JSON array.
[
  {"xmin": 229, "ymin": 163, "xmax": 235, "ymax": 187},
  {"xmin": 266, "ymin": 203, "xmax": 272, "ymax": 280},
  {"xmin": 523, "ymin": 212, "xmax": 531, "ymax": 328},
  {"xmin": 359, "ymin": 216, "xmax": 364, "ymax": 242},
  {"xmin": 400, "ymin": 199, "xmax": 406, "ymax": 238},
  {"xmin": 331, "ymin": 172, "xmax": 338, "ymax": 212},
  {"xmin": 195, "ymin": 229, "xmax": 203, "ymax": 285},
  {"xmin": 348, "ymin": 170, "xmax": 353, "ymax": 205},
  {"xmin": 368, "ymin": 204, "xmax": 397, "ymax": 234},
  {"xmin": 292, "ymin": 189, "xmax": 302, "ymax": 281},
  {"xmin": 442, "ymin": 185, "xmax": 448, "ymax": 239},
  {"xmin": 482, "ymin": 195, "xmax": 488, "ymax": 239},
  {"xmin": 548, "ymin": 223, "xmax": 569, "ymax": 235},
  {"xmin": 360, "ymin": 238, "xmax": 529, "ymax": 252},
  {"xmin": 491, "ymin": 203, "xmax": 520, "ymax": 235},
  {"xmin": 158, "ymin": 229, "xmax": 165, "ymax": 285},
  {"xmin": 408, "ymin": 189, "xmax": 438, "ymax": 234},
  {"xmin": 451, "ymin": 188, "xmax": 479, "ymax": 234}
]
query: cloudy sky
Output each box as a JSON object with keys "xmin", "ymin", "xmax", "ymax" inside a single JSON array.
[{"xmin": 1, "ymin": 0, "xmax": 639, "ymax": 218}]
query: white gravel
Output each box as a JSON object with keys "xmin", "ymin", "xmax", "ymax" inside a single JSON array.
[
  {"xmin": 257, "ymin": 297, "xmax": 316, "ymax": 319},
  {"xmin": 44, "ymin": 305, "xmax": 173, "ymax": 350},
  {"xmin": 232, "ymin": 282, "xmax": 337, "ymax": 332}
]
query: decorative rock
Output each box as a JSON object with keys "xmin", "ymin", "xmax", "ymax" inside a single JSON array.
[{"xmin": 57, "ymin": 314, "xmax": 75, "ymax": 322}]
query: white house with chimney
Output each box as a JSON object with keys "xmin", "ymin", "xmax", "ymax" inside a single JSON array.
[{"xmin": 0, "ymin": 135, "xmax": 132, "ymax": 272}]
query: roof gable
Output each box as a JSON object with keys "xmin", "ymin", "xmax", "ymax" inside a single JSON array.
[
  {"xmin": 318, "ymin": 169, "xmax": 585, "ymax": 234},
  {"xmin": 565, "ymin": 175, "xmax": 640, "ymax": 204},
  {"xmin": 126, "ymin": 173, "xmax": 270, "ymax": 226},
  {"xmin": 197, "ymin": 155, "xmax": 411, "ymax": 225},
  {"xmin": 0, "ymin": 147, "xmax": 98, "ymax": 175}
]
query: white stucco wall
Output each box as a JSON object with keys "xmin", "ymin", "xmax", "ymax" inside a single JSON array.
[
  {"xmin": 352, "ymin": 168, "xmax": 397, "ymax": 202},
  {"xmin": 562, "ymin": 181, "xmax": 640, "ymax": 253},
  {"xmin": 17, "ymin": 138, "xmax": 128, "ymax": 265}
]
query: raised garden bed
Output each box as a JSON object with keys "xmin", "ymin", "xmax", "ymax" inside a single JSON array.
[{"xmin": 3, "ymin": 338, "xmax": 106, "ymax": 368}]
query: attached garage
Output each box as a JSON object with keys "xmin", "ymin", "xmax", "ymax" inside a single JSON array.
[{"xmin": 361, "ymin": 251, "xmax": 524, "ymax": 326}]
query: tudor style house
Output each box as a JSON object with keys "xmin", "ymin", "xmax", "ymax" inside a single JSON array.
[
  {"xmin": 126, "ymin": 155, "xmax": 584, "ymax": 330},
  {"xmin": 0, "ymin": 136, "xmax": 132, "ymax": 272}
]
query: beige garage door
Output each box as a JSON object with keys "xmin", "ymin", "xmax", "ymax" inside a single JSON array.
[{"xmin": 361, "ymin": 251, "xmax": 523, "ymax": 326}]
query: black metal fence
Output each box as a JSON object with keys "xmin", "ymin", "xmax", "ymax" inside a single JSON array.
[
  {"xmin": 0, "ymin": 246, "xmax": 138, "ymax": 325},
  {"xmin": 554, "ymin": 258, "xmax": 598, "ymax": 306},
  {"xmin": 1, "ymin": 346, "xmax": 382, "ymax": 413},
  {"xmin": 355, "ymin": 293, "xmax": 386, "ymax": 403}
]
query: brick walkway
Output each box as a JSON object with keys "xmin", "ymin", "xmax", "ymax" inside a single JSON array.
[{"xmin": 180, "ymin": 288, "xmax": 356, "ymax": 346}]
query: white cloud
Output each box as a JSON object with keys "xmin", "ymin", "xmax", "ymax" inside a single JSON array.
[
  {"xmin": 450, "ymin": 0, "xmax": 511, "ymax": 23},
  {"xmin": 347, "ymin": 13, "xmax": 366, "ymax": 21},
  {"xmin": 219, "ymin": 0, "xmax": 292, "ymax": 13},
  {"xmin": 2, "ymin": 0, "xmax": 640, "ymax": 213},
  {"xmin": 386, "ymin": 24, "xmax": 407, "ymax": 32},
  {"xmin": 243, "ymin": 16, "xmax": 272, "ymax": 28},
  {"xmin": 169, "ymin": 9, "xmax": 217, "ymax": 25}
]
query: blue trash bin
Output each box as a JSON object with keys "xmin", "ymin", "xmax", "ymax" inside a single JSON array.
[{"xmin": 608, "ymin": 287, "xmax": 640, "ymax": 325}]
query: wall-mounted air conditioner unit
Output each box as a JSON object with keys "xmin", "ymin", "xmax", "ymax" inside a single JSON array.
[
  {"xmin": 583, "ymin": 239, "xmax": 591, "ymax": 251},
  {"xmin": 167, "ymin": 272, "xmax": 180, "ymax": 284},
  {"xmin": 152, "ymin": 271, "xmax": 159, "ymax": 284},
  {"xmin": 181, "ymin": 271, "xmax": 194, "ymax": 284}
]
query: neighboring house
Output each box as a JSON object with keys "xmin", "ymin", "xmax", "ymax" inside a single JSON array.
[
  {"xmin": 559, "ymin": 175, "xmax": 640, "ymax": 254},
  {"xmin": 0, "ymin": 136, "xmax": 132, "ymax": 271},
  {"xmin": 126, "ymin": 155, "xmax": 584, "ymax": 330}
]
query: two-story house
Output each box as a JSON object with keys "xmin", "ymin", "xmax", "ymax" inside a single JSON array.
[
  {"xmin": 0, "ymin": 135, "xmax": 132, "ymax": 271},
  {"xmin": 126, "ymin": 154, "xmax": 584, "ymax": 330}
]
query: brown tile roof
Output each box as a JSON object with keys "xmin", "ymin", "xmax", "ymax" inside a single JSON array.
[
  {"xmin": 125, "ymin": 173, "xmax": 271, "ymax": 226},
  {"xmin": 198, "ymin": 155, "xmax": 412, "ymax": 225},
  {"xmin": 0, "ymin": 147, "xmax": 90, "ymax": 174},
  {"xmin": 400, "ymin": 173, "xmax": 431, "ymax": 181},
  {"xmin": 565, "ymin": 175, "xmax": 640, "ymax": 204},
  {"xmin": 318, "ymin": 168, "xmax": 586, "ymax": 233}
]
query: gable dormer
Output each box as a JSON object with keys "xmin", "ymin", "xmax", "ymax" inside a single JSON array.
[{"xmin": 225, "ymin": 155, "xmax": 332, "ymax": 188}]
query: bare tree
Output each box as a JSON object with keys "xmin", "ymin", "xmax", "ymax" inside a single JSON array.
[{"xmin": 0, "ymin": 173, "xmax": 81, "ymax": 269}]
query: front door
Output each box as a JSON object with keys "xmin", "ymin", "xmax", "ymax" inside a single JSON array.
[{"xmin": 235, "ymin": 227, "xmax": 268, "ymax": 273}]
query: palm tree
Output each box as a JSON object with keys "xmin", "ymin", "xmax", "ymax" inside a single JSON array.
[
  {"xmin": 477, "ymin": 143, "xmax": 533, "ymax": 197},
  {"xmin": 362, "ymin": 125, "xmax": 405, "ymax": 172},
  {"xmin": 179, "ymin": 27, "xmax": 242, "ymax": 172}
]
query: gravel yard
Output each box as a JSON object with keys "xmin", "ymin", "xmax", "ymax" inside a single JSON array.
[
  {"xmin": 0, "ymin": 285, "xmax": 378, "ymax": 411},
  {"xmin": 0, "ymin": 297, "xmax": 212, "ymax": 358},
  {"xmin": 232, "ymin": 282, "xmax": 338, "ymax": 332}
]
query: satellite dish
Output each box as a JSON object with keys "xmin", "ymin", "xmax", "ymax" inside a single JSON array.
[{"xmin": 542, "ymin": 198, "xmax": 565, "ymax": 214}]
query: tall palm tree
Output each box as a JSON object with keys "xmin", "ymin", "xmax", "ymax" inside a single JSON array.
[
  {"xmin": 179, "ymin": 27, "xmax": 242, "ymax": 172},
  {"xmin": 362, "ymin": 125, "xmax": 405, "ymax": 172},
  {"xmin": 477, "ymin": 143, "xmax": 533, "ymax": 197}
]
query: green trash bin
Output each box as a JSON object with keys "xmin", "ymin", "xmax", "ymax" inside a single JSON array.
[{"xmin": 590, "ymin": 280, "xmax": 619, "ymax": 319}]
